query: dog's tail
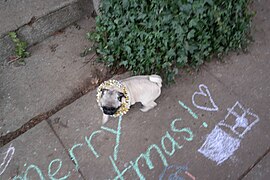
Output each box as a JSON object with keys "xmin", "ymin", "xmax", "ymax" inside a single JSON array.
[{"xmin": 149, "ymin": 75, "xmax": 162, "ymax": 87}]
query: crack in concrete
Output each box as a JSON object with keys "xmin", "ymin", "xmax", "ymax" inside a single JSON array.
[
  {"xmin": 238, "ymin": 146, "xmax": 270, "ymax": 179},
  {"xmin": 47, "ymin": 119, "xmax": 86, "ymax": 180},
  {"xmin": 0, "ymin": 68, "xmax": 113, "ymax": 147}
]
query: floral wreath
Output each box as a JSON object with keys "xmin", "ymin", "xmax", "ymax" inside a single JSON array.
[{"xmin": 96, "ymin": 79, "xmax": 130, "ymax": 117}]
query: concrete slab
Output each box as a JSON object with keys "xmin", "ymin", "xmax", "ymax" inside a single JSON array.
[
  {"xmin": 0, "ymin": 17, "xmax": 108, "ymax": 136},
  {"xmin": 0, "ymin": 0, "xmax": 268, "ymax": 179},
  {"xmin": 46, "ymin": 68, "xmax": 269, "ymax": 179},
  {"xmin": 0, "ymin": 0, "xmax": 93, "ymax": 62},
  {"xmin": 243, "ymin": 152, "xmax": 270, "ymax": 180},
  {"xmin": 204, "ymin": 0, "xmax": 270, "ymax": 112},
  {"xmin": 203, "ymin": 2, "xmax": 270, "ymax": 174},
  {"xmin": 0, "ymin": 0, "xmax": 75, "ymax": 36},
  {"xmin": 0, "ymin": 121, "xmax": 82, "ymax": 179},
  {"xmin": 17, "ymin": 0, "xmax": 92, "ymax": 46}
]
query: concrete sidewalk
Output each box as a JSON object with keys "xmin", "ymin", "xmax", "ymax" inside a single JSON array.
[
  {"xmin": 0, "ymin": 0, "xmax": 92, "ymax": 62},
  {"xmin": 0, "ymin": 0, "xmax": 269, "ymax": 179},
  {"xmin": 0, "ymin": 16, "xmax": 109, "ymax": 138}
]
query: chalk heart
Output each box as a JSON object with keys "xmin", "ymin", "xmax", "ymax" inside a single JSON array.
[{"xmin": 192, "ymin": 84, "xmax": 219, "ymax": 112}]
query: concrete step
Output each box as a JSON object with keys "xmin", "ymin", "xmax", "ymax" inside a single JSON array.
[{"xmin": 0, "ymin": 0, "xmax": 93, "ymax": 63}]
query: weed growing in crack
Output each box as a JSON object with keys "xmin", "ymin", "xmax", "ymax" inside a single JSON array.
[{"xmin": 8, "ymin": 32, "xmax": 30, "ymax": 65}]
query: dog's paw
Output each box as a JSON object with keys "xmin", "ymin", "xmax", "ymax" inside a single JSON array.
[
  {"xmin": 102, "ymin": 114, "xmax": 109, "ymax": 124},
  {"xmin": 140, "ymin": 102, "xmax": 157, "ymax": 112}
]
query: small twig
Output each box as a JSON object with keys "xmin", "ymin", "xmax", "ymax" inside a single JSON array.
[
  {"xmin": 7, "ymin": 57, "xmax": 20, "ymax": 65},
  {"xmin": 80, "ymin": 53, "xmax": 97, "ymax": 69}
]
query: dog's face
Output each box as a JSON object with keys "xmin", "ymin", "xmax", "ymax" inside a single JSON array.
[{"xmin": 99, "ymin": 89, "xmax": 125, "ymax": 115}]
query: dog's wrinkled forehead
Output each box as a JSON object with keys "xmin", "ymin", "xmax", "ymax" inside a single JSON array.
[
  {"xmin": 100, "ymin": 89, "xmax": 122, "ymax": 107},
  {"xmin": 101, "ymin": 88, "xmax": 119, "ymax": 96}
]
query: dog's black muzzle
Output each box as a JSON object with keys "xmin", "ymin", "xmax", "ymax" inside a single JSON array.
[{"xmin": 102, "ymin": 106, "xmax": 120, "ymax": 115}]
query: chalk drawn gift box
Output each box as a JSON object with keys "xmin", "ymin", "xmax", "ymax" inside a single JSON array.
[
  {"xmin": 198, "ymin": 101, "xmax": 259, "ymax": 165},
  {"xmin": 198, "ymin": 126, "xmax": 241, "ymax": 165}
]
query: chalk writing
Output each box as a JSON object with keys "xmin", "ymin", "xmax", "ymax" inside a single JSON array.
[
  {"xmin": 130, "ymin": 144, "xmax": 168, "ymax": 180},
  {"xmin": 68, "ymin": 143, "xmax": 83, "ymax": 171},
  {"xmin": 101, "ymin": 116, "xmax": 123, "ymax": 161},
  {"xmin": 179, "ymin": 100, "xmax": 208, "ymax": 128},
  {"xmin": 178, "ymin": 101, "xmax": 198, "ymax": 119},
  {"xmin": 110, "ymin": 117, "xmax": 194, "ymax": 180},
  {"xmin": 161, "ymin": 131, "xmax": 183, "ymax": 156},
  {"xmin": 85, "ymin": 130, "xmax": 102, "ymax": 158},
  {"xmin": 192, "ymin": 84, "xmax": 219, "ymax": 112},
  {"xmin": 84, "ymin": 116, "xmax": 124, "ymax": 161},
  {"xmin": 198, "ymin": 101, "xmax": 259, "ymax": 165},
  {"xmin": 12, "ymin": 176, "xmax": 23, "ymax": 180},
  {"xmin": 202, "ymin": 122, "xmax": 208, "ymax": 128},
  {"xmin": 48, "ymin": 159, "xmax": 71, "ymax": 180},
  {"xmin": 12, "ymin": 116, "xmax": 125, "ymax": 179},
  {"xmin": 171, "ymin": 118, "xmax": 194, "ymax": 142},
  {"xmin": 7, "ymin": 82, "xmax": 261, "ymax": 179},
  {"xmin": 24, "ymin": 164, "xmax": 45, "ymax": 180},
  {"xmin": 0, "ymin": 144, "xmax": 15, "ymax": 176},
  {"xmin": 12, "ymin": 159, "xmax": 70, "ymax": 180},
  {"xmin": 109, "ymin": 156, "xmax": 132, "ymax": 180}
]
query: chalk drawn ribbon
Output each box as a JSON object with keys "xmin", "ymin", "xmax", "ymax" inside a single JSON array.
[
  {"xmin": 159, "ymin": 165, "xmax": 195, "ymax": 180},
  {"xmin": 192, "ymin": 84, "xmax": 218, "ymax": 112}
]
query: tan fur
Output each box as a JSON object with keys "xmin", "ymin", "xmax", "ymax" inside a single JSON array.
[{"xmin": 101, "ymin": 75, "xmax": 162, "ymax": 124}]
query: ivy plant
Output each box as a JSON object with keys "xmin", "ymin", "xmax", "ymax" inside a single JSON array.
[{"xmin": 90, "ymin": 0, "xmax": 253, "ymax": 83}]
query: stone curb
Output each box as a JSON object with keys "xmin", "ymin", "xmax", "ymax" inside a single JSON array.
[{"xmin": 0, "ymin": 0, "xmax": 93, "ymax": 63}]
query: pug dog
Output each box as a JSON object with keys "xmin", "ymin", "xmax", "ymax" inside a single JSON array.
[{"xmin": 97, "ymin": 75, "xmax": 162, "ymax": 124}]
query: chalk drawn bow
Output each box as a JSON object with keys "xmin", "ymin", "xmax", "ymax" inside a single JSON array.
[
  {"xmin": 192, "ymin": 84, "xmax": 218, "ymax": 112},
  {"xmin": 159, "ymin": 165, "xmax": 187, "ymax": 180},
  {"xmin": 159, "ymin": 165, "xmax": 195, "ymax": 180},
  {"xmin": 0, "ymin": 144, "xmax": 15, "ymax": 175}
]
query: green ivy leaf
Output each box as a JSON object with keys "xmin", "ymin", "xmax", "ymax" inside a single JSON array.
[
  {"xmin": 187, "ymin": 29, "xmax": 195, "ymax": 39},
  {"xmin": 124, "ymin": 45, "xmax": 132, "ymax": 54},
  {"xmin": 189, "ymin": 19, "xmax": 198, "ymax": 28},
  {"xmin": 90, "ymin": 0, "xmax": 253, "ymax": 84}
]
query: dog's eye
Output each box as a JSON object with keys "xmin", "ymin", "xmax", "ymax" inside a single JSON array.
[{"xmin": 118, "ymin": 96, "xmax": 122, "ymax": 102}]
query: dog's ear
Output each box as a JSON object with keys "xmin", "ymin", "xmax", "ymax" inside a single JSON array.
[{"xmin": 101, "ymin": 88, "xmax": 109, "ymax": 96}]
